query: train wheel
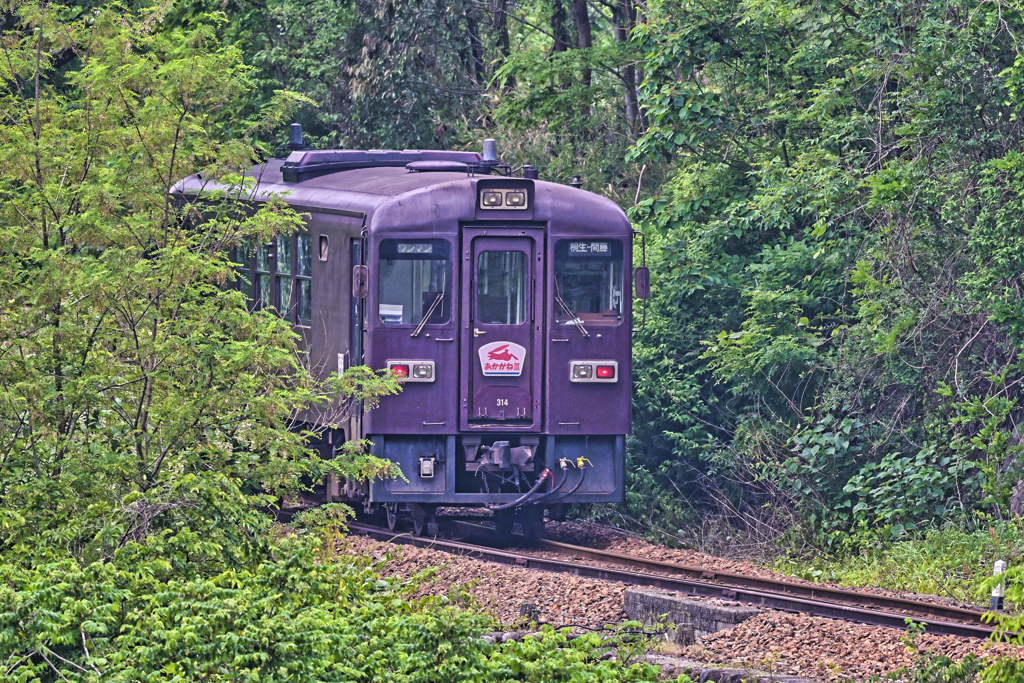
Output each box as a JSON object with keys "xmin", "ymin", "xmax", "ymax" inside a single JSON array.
[
  {"xmin": 493, "ymin": 509, "xmax": 515, "ymax": 546},
  {"xmin": 548, "ymin": 503, "xmax": 567, "ymax": 522},
  {"xmin": 411, "ymin": 504, "xmax": 437, "ymax": 537},
  {"xmin": 518, "ymin": 507, "xmax": 545, "ymax": 545},
  {"xmin": 385, "ymin": 503, "xmax": 399, "ymax": 531}
]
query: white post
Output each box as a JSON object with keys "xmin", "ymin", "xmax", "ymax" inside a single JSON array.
[{"xmin": 991, "ymin": 560, "xmax": 1008, "ymax": 611}]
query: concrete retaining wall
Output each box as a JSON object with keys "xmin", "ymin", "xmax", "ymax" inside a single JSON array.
[{"xmin": 624, "ymin": 588, "xmax": 760, "ymax": 644}]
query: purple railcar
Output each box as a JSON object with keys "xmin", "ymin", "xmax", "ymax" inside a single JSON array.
[{"xmin": 175, "ymin": 137, "xmax": 641, "ymax": 539}]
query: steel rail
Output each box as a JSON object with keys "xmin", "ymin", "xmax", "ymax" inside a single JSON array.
[
  {"xmin": 533, "ymin": 538, "xmax": 987, "ymax": 624},
  {"xmin": 347, "ymin": 522, "xmax": 1000, "ymax": 640},
  {"xmin": 449, "ymin": 520, "xmax": 989, "ymax": 626}
]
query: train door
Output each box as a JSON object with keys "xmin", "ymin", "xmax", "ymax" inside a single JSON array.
[{"xmin": 460, "ymin": 229, "xmax": 544, "ymax": 431}]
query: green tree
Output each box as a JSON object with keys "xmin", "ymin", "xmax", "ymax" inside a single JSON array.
[
  {"xmin": 627, "ymin": 0, "xmax": 1024, "ymax": 545},
  {"xmin": 0, "ymin": 1, "xmax": 398, "ymax": 565}
]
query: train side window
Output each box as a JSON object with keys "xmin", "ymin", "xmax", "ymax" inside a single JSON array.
[
  {"xmin": 276, "ymin": 234, "xmax": 293, "ymax": 319},
  {"xmin": 554, "ymin": 240, "xmax": 624, "ymax": 325},
  {"xmin": 296, "ymin": 234, "xmax": 312, "ymax": 325},
  {"xmin": 378, "ymin": 239, "xmax": 451, "ymax": 325},
  {"xmin": 255, "ymin": 242, "xmax": 272, "ymax": 310},
  {"xmin": 235, "ymin": 239, "xmax": 255, "ymax": 309},
  {"xmin": 476, "ymin": 251, "xmax": 527, "ymax": 325}
]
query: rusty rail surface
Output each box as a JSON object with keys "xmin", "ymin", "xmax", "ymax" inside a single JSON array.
[{"xmin": 348, "ymin": 521, "xmax": 1002, "ymax": 640}]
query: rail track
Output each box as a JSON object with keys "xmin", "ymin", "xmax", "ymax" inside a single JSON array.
[{"xmin": 348, "ymin": 521, "xmax": 1002, "ymax": 640}]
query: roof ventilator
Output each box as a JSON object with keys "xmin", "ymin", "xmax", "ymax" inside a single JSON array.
[{"xmin": 276, "ymin": 124, "xmax": 538, "ymax": 181}]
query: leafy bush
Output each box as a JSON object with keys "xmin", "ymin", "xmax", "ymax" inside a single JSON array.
[
  {"xmin": 0, "ymin": 533, "xmax": 689, "ymax": 682},
  {"xmin": 772, "ymin": 520, "xmax": 1024, "ymax": 605}
]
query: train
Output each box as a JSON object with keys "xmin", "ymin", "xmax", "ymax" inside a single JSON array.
[{"xmin": 174, "ymin": 127, "xmax": 647, "ymax": 540}]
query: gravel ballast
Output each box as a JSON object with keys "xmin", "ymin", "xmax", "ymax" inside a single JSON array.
[
  {"xmin": 686, "ymin": 610, "xmax": 1024, "ymax": 681},
  {"xmin": 341, "ymin": 531, "xmax": 1024, "ymax": 681},
  {"xmin": 343, "ymin": 535, "xmax": 626, "ymax": 626}
]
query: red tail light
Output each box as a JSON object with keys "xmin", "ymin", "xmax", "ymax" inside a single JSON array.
[
  {"xmin": 386, "ymin": 360, "xmax": 434, "ymax": 382},
  {"xmin": 569, "ymin": 360, "xmax": 618, "ymax": 383}
]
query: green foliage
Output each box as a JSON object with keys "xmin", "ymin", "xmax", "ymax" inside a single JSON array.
[
  {"xmin": 773, "ymin": 520, "xmax": 1024, "ymax": 605},
  {"xmin": 626, "ymin": 0, "xmax": 1024, "ymax": 546},
  {"xmin": 0, "ymin": 5, "xmax": 698, "ymax": 681},
  {"xmin": 979, "ymin": 657, "xmax": 1024, "ymax": 683},
  {"xmin": 0, "ymin": 532, "xmax": 689, "ymax": 682},
  {"xmin": 173, "ymin": 0, "xmax": 494, "ymax": 150},
  {"xmin": 169, "ymin": 0, "xmax": 657, "ymax": 198},
  {"xmin": 841, "ymin": 448, "xmax": 976, "ymax": 540},
  {"xmin": 882, "ymin": 621, "xmax": 1024, "ymax": 683},
  {"xmin": 490, "ymin": 24, "xmax": 647, "ymax": 191},
  {"xmin": 0, "ymin": 1, "xmax": 400, "ymax": 567}
]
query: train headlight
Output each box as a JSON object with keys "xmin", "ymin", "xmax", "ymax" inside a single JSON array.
[
  {"xmin": 478, "ymin": 186, "xmax": 530, "ymax": 211},
  {"xmin": 386, "ymin": 360, "xmax": 435, "ymax": 382},
  {"xmin": 570, "ymin": 361, "xmax": 618, "ymax": 383},
  {"xmin": 572, "ymin": 364, "xmax": 593, "ymax": 379}
]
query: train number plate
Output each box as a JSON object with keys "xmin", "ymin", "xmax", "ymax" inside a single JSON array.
[{"xmin": 478, "ymin": 341, "xmax": 526, "ymax": 377}]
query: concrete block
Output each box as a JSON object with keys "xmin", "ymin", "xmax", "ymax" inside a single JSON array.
[
  {"xmin": 645, "ymin": 655, "xmax": 821, "ymax": 683},
  {"xmin": 624, "ymin": 588, "xmax": 760, "ymax": 644}
]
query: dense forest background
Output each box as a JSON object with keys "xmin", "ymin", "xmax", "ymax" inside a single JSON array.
[
  {"xmin": 5, "ymin": 0, "xmax": 1024, "ymax": 678},
  {"xmin": 6, "ymin": 0, "xmax": 1024, "ymax": 554},
  {"xmin": 177, "ymin": 0, "xmax": 1024, "ymax": 552}
]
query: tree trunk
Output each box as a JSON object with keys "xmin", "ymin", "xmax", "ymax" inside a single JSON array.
[
  {"xmin": 551, "ymin": 0, "xmax": 571, "ymax": 53},
  {"xmin": 494, "ymin": 0, "xmax": 510, "ymax": 57},
  {"xmin": 569, "ymin": 0, "xmax": 592, "ymax": 86},
  {"xmin": 613, "ymin": 0, "xmax": 639, "ymax": 130},
  {"xmin": 1011, "ymin": 480, "xmax": 1024, "ymax": 518},
  {"xmin": 466, "ymin": 10, "xmax": 485, "ymax": 85},
  {"xmin": 493, "ymin": 0, "xmax": 514, "ymax": 88}
]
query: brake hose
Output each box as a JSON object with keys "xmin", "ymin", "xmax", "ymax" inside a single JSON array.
[
  {"xmin": 528, "ymin": 464, "xmax": 571, "ymax": 504},
  {"xmin": 550, "ymin": 466, "xmax": 587, "ymax": 501},
  {"xmin": 487, "ymin": 469, "xmax": 552, "ymax": 511}
]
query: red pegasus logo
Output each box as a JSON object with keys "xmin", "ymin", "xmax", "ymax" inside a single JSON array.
[{"xmin": 487, "ymin": 344, "xmax": 519, "ymax": 362}]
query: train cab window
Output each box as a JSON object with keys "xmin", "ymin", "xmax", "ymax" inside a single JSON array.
[
  {"xmin": 378, "ymin": 239, "xmax": 451, "ymax": 325},
  {"xmin": 554, "ymin": 240, "xmax": 624, "ymax": 325},
  {"xmin": 476, "ymin": 251, "xmax": 527, "ymax": 325}
]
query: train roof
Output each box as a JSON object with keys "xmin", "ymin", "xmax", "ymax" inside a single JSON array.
[{"xmin": 173, "ymin": 151, "xmax": 631, "ymax": 236}]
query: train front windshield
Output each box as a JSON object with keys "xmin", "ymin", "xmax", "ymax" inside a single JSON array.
[
  {"xmin": 378, "ymin": 239, "xmax": 451, "ymax": 325},
  {"xmin": 554, "ymin": 239, "xmax": 624, "ymax": 325}
]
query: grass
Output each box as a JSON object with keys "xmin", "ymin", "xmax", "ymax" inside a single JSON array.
[{"xmin": 769, "ymin": 519, "xmax": 1024, "ymax": 606}]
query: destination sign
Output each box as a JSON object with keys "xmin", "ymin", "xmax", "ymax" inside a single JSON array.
[
  {"xmin": 398, "ymin": 243, "xmax": 433, "ymax": 254},
  {"xmin": 568, "ymin": 241, "xmax": 610, "ymax": 255}
]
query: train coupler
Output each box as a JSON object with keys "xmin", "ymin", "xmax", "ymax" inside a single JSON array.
[{"xmin": 464, "ymin": 439, "xmax": 536, "ymax": 472}]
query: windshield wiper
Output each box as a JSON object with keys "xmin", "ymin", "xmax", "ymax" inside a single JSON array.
[
  {"xmin": 555, "ymin": 295, "xmax": 589, "ymax": 338},
  {"xmin": 412, "ymin": 292, "xmax": 444, "ymax": 338}
]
